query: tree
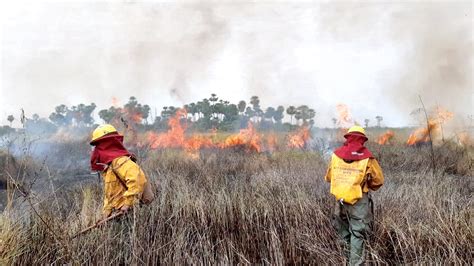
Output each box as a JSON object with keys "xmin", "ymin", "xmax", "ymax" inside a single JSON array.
[
  {"xmin": 250, "ymin": 96, "xmax": 260, "ymax": 110},
  {"xmin": 364, "ymin": 119, "xmax": 370, "ymax": 128},
  {"xmin": 307, "ymin": 108, "xmax": 316, "ymax": 125},
  {"xmin": 294, "ymin": 111, "xmax": 303, "ymax": 126},
  {"xmin": 273, "ymin": 106, "xmax": 285, "ymax": 124},
  {"xmin": 73, "ymin": 103, "xmax": 96, "ymax": 126},
  {"xmin": 264, "ymin": 107, "xmax": 275, "ymax": 123},
  {"xmin": 32, "ymin": 114, "xmax": 40, "ymax": 122},
  {"xmin": 286, "ymin": 106, "xmax": 296, "ymax": 125},
  {"xmin": 250, "ymin": 96, "xmax": 262, "ymax": 123},
  {"xmin": 99, "ymin": 107, "xmax": 120, "ymax": 123},
  {"xmin": 209, "ymin": 93, "xmax": 219, "ymax": 103},
  {"xmin": 7, "ymin": 115, "xmax": 14, "ymax": 127},
  {"xmin": 245, "ymin": 106, "xmax": 254, "ymax": 119},
  {"xmin": 49, "ymin": 104, "xmax": 70, "ymax": 126},
  {"xmin": 238, "ymin": 100, "xmax": 246, "ymax": 115},
  {"xmin": 188, "ymin": 103, "xmax": 197, "ymax": 121},
  {"xmin": 375, "ymin": 116, "xmax": 383, "ymax": 127},
  {"xmin": 295, "ymin": 105, "xmax": 314, "ymax": 126},
  {"xmin": 124, "ymin": 96, "xmax": 150, "ymax": 124}
]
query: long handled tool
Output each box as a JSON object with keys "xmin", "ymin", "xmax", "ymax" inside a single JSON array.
[{"xmin": 71, "ymin": 211, "xmax": 125, "ymax": 239}]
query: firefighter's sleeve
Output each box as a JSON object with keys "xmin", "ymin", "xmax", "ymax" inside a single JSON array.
[
  {"xmin": 366, "ymin": 158, "xmax": 384, "ymax": 191},
  {"xmin": 102, "ymin": 171, "xmax": 114, "ymax": 216},
  {"xmin": 114, "ymin": 158, "xmax": 146, "ymax": 207},
  {"xmin": 103, "ymin": 194, "xmax": 113, "ymax": 216},
  {"xmin": 324, "ymin": 161, "xmax": 332, "ymax": 183}
]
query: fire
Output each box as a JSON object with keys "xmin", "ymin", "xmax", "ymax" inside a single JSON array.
[
  {"xmin": 145, "ymin": 108, "xmax": 315, "ymax": 154},
  {"xmin": 457, "ymin": 132, "xmax": 472, "ymax": 147},
  {"xmin": 221, "ymin": 123, "xmax": 262, "ymax": 152},
  {"xmin": 435, "ymin": 106, "xmax": 454, "ymax": 124},
  {"xmin": 406, "ymin": 120, "xmax": 437, "ymax": 145},
  {"xmin": 146, "ymin": 111, "xmax": 264, "ymax": 153},
  {"xmin": 336, "ymin": 104, "xmax": 353, "ymax": 127},
  {"xmin": 147, "ymin": 109, "xmax": 187, "ymax": 149},
  {"xmin": 406, "ymin": 107, "xmax": 454, "ymax": 146},
  {"xmin": 377, "ymin": 130, "xmax": 394, "ymax": 145},
  {"xmin": 185, "ymin": 135, "xmax": 214, "ymax": 152},
  {"xmin": 131, "ymin": 112, "xmax": 143, "ymax": 124},
  {"xmin": 287, "ymin": 126, "xmax": 310, "ymax": 149}
]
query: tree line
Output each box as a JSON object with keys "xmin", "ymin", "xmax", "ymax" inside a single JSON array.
[
  {"xmin": 2, "ymin": 94, "xmax": 318, "ymax": 135},
  {"xmin": 2, "ymin": 94, "xmax": 390, "ymax": 137}
]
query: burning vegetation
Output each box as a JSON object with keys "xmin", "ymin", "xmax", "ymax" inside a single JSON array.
[
  {"xmin": 146, "ymin": 109, "xmax": 310, "ymax": 154},
  {"xmin": 377, "ymin": 130, "xmax": 395, "ymax": 145},
  {"xmin": 287, "ymin": 126, "xmax": 311, "ymax": 149},
  {"xmin": 406, "ymin": 107, "xmax": 454, "ymax": 146},
  {"xmin": 0, "ymin": 97, "xmax": 473, "ymax": 265},
  {"xmin": 335, "ymin": 103, "xmax": 353, "ymax": 128}
]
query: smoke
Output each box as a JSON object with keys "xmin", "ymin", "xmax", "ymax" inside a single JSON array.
[
  {"xmin": 388, "ymin": 2, "xmax": 472, "ymax": 118},
  {"xmin": 0, "ymin": 1, "xmax": 472, "ymax": 127}
]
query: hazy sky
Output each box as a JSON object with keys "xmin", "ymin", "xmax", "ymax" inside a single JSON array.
[{"xmin": 1, "ymin": 0, "xmax": 472, "ymax": 127}]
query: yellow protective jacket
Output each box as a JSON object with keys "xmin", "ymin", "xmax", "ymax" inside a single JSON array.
[
  {"xmin": 324, "ymin": 154, "xmax": 384, "ymax": 204},
  {"xmin": 102, "ymin": 156, "xmax": 148, "ymax": 216}
]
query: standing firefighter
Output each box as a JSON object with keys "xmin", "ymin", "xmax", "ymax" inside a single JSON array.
[
  {"xmin": 325, "ymin": 126, "xmax": 384, "ymax": 265},
  {"xmin": 90, "ymin": 124, "xmax": 154, "ymax": 218}
]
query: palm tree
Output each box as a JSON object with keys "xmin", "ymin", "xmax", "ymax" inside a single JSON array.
[
  {"xmin": 245, "ymin": 107, "xmax": 254, "ymax": 120},
  {"xmin": 264, "ymin": 107, "xmax": 275, "ymax": 123},
  {"xmin": 7, "ymin": 115, "xmax": 14, "ymax": 127},
  {"xmin": 250, "ymin": 96, "xmax": 260, "ymax": 109},
  {"xmin": 364, "ymin": 119, "xmax": 370, "ymax": 128},
  {"xmin": 375, "ymin": 116, "xmax": 383, "ymax": 127},
  {"xmin": 238, "ymin": 100, "xmax": 246, "ymax": 115},
  {"xmin": 273, "ymin": 106, "xmax": 285, "ymax": 124},
  {"xmin": 307, "ymin": 108, "xmax": 316, "ymax": 125},
  {"xmin": 286, "ymin": 106, "xmax": 296, "ymax": 125}
]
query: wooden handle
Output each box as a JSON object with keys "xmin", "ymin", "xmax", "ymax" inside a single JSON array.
[{"xmin": 70, "ymin": 211, "xmax": 125, "ymax": 239}]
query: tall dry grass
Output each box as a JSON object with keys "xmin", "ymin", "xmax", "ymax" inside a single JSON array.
[{"xmin": 0, "ymin": 143, "xmax": 472, "ymax": 264}]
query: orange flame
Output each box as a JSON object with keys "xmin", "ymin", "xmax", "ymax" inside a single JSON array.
[
  {"xmin": 457, "ymin": 132, "xmax": 472, "ymax": 147},
  {"xmin": 147, "ymin": 109, "xmax": 187, "ymax": 149},
  {"xmin": 406, "ymin": 120, "xmax": 437, "ymax": 145},
  {"xmin": 287, "ymin": 126, "xmax": 310, "ymax": 149},
  {"xmin": 221, "ymin": 123, "xmax": 262, "ymax": 152},
  {"xmin": 435, "ymin": 106, "xmax": 454, "ymax": 124},
  {"xmin": 145, "ymin": 109, "xmax": 315, "ymax": 153},
  {"xmin": 127, "ymin": 111, "xmax": 143, "ymax": 124},
  {"xmin": 406, "ymin": 107, "xmax": 454, "ymax": 146},
  {"xmin": 377, "ymin": 130, "xmax": 394, "ymax": 145},
  {"xmin": 336, "ymin": 104, "xmax": 352, "ymax": 127},
  {"xmin": 147, "ymin": 111, "xmax": 264, "ymax": 153}
]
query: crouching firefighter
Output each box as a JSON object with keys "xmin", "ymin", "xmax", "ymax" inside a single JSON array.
[
  {"xmin": 324, "ymin": 126, "xmax": 384, "ymax": 266},
  {"xmin": 90, "ymin": 124, "xmax": 154, "ymax": 218}
]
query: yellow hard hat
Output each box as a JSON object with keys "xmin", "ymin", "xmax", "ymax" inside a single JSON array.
[
  {"xmin": 91, "ymin": 124, "xmax": 118, "ymax": 144},
  {"xmin": 347, "ymin": 125, "xmax": 366, "ymax": 136}
]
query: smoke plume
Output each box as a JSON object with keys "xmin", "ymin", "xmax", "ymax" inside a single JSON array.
[{"xmin": 0, "ymin": 1, "xmax": 471, "ymax": 127}]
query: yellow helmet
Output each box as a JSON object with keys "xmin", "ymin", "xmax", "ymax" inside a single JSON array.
[
  {"xmin": 347, "ymin": 125, "xmax": 366, "ymax": 136},
  {"xmin": 91, "ymin": 124, "xmax": 118, "ymax": 144}
]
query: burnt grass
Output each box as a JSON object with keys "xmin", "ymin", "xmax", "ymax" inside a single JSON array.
[{"xmin": 0, "ymin": 143, "xmax": 473, "ymax": 264}]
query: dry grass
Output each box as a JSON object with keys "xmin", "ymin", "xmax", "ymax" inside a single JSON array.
[{"xmin": 0, "ymin": 143, "xmax": 472, "ymax": 264}]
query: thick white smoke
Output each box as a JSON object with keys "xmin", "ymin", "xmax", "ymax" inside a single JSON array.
[{"xmin": 0, "ymin": 1, "xmax": 472, "ymax": 127}]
